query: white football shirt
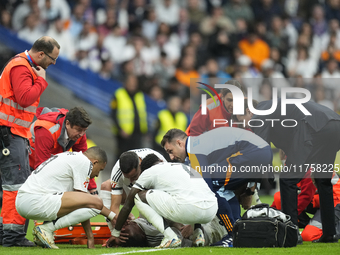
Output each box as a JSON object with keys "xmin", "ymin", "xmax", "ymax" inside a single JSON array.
[
  {"xmin": 133, "ymin": 162, "xmax": 216, "ymax": 208},
  {"xmin": 19, "ymin": 151, "xmax": 92, "ymax": 194},
  {"xmin": 110, "ymin": 148, "xmax": 166, "ymax": 196}
]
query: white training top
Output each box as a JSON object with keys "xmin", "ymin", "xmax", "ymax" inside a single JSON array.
[
  {"xmin": 19, "ymin": 151, "xmax": 92, "ymax": 194},
  {"xmin": 133, "ymin": 162, "xmax": 217, "ymax": 208},
  {"xmin": 110, "ymin": 148, "xmax": 167, "ymax": 196}
]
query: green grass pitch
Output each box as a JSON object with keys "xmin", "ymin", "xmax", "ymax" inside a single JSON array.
[{"xmin": 0, "ymin": 196, "xmax": 339, "ymax": 254}]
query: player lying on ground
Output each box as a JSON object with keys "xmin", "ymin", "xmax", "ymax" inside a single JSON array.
[
  {"xmin": 119, "ymin": 216, "xmax": 228, "ymax": 247},
  {"xmin": 106, "ymin": 153, "xmax": 218, "ymax": 248},
  {"xmin": 15, "ymin": 147, "xmax": 116, "ymax": 249}
]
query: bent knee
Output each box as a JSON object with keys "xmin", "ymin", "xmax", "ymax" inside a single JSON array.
[
  {"xmin": 89, "ymin": 196, "xmax": 104, "ymax": 210},
  {"xmin": 101, "ymin": 179, "xmax": 111, "ymax": 191}
]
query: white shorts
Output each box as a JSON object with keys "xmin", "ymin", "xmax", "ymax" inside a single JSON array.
[
  {"xmin": 16, "ymin": 191, "xmax": 62, "ymax": 221},
  {"xmin": 145, "ymin": 190, "xmax": 217, "ymax": 225}
]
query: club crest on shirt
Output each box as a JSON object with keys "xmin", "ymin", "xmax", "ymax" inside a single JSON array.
[{"xmin": 84, "ymin": 176, "xmax": 90, "ymax": 188}]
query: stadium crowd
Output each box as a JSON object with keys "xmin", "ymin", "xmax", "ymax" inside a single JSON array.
[{"xmin": 2, "ymin": 0, "xmax": 340, "ymax": 112}]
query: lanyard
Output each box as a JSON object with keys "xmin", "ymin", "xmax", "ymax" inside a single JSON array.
[{"xmin": 24, "ymin": 50, "xmax": 34, "ymax": 66}]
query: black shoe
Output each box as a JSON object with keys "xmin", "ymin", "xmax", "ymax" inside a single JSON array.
[
  {"xmin": 11, "ymin": 238, "xmax": 36, "ymax": 247},
  {"xmin": 312, "ymin": 235, "xmax": 339, "ymax": 243},
  {"xmin": 297, "ymin": 234, "xmax": 303, "ymax": 245}
]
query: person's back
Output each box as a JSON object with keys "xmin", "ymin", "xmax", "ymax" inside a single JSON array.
[
  {"xmin": 189, "ymin": 127, "xmax": 269, "ymax": 161},
  {"xmin": 136, "ymin": 162, "xmax": 215, "ymax": 207},
  {"xmin": 20, "ymin": 151, "xmax": 90, "ymax": 194}
]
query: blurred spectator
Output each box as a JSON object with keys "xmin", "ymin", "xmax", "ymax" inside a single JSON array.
[
  {"xmin": 310, "ymin": 4, "xmax": 328, "ymax": 37},
  {"xmin": 260, "ymin": 59, "xmax": 290, "ymax": 89},
  {"xmin": 149, "ymin": 85, "xmax": 166, "ymax": 109},
  {"xmin": 321, "ymin": 19, "xmax": 340, "ymax": 51},
  {"xmin": 270, "ymin": 47, "xmax": 286, "ymax": 75},
  {"xmin": 103, "ymin": 24, "xmax": 127, "ymax": 64},
  {"xmin": 99, "ymin": 59, "xmax": 115, "ymax": 80},
  {"xmin": 153, "ymin": 95, "xmax": 188, "ymax": 159},
  {"xmin": 236, "ymin": 54, "xmax": 263, "ymax": 99},
  {"xmin": 175, "ymin": 54, "xmax": 200, "ymax": 88},
  {"xmin": 188, "ymin": 31, "xmax": 207, "ymax": 68},
  {"xmin": 96, "ymin": 8, "xmax": 117, "ymax": 37},
  {"xmin": 65, "ymin": 3, "xmax": 85, "ymax": 38},
  {"xmin": 200, "ymin": 6, "xmax": 235, "ymax": 37},
  {"xmin": 87, "ymin": 34, "xmax": 111, "ymax": 73},
  {"xmin": 261, "ymin": 59, "xmax": 285, "ymax": 79},
  {"xmin": 153, "ymin": 51, "xmax": 176, "ymax": 88},
  {"xmin": 155, "ymin": 0, "xmax": 180, "ymax": 26},
  {"xmin": 238, "ymin": 25, "xmax": 270, "ymax": 70},
  {"xmin": 18, "ymin": 13, "xmax": 43, "ymax": 44},
  {"xmin": 46, "ymin": 16, "xmax": 75, "ymax": 60},
  {"xmin": 75, "ymin": 21, "xmax": 98, "ymax": 52},
  {"xmin": 165, "ymin": 77, "xmax": 188, "ymax": 99},
  {"xmin": 325, "ymin": 0, "xmax": 340, "ymax": 21},
  {"xmin": 142, "ymin": 7, "xmax": 159, "ymax": 42},
  {"xmin": 200, "ymin": 58, "xmax": 231, "ymax": 84},
  {"xmin": 258, "ymin": 79, "xmax": 273, "ymax": 101},
  {"xmin": 78, "ymin": 0, "xmax": 94, "ymax": 25},
  {"xmin": 128, "ymin": 0, "xmax": 148, "ymax": 31},
  {"xmin": 223, "ymin": 0, "xmax": 254, "ymax": 25},
  {"xmin": 314, "ymin": 86, "xmax": 335, "ymax": 110},
  {"xmin": 282, "ymin": 14, "xmax": 299, "ymax": 48},
  {"xmin": 154, "ymin": 30, "xmax": 181, "ymax": 65},
  {"xmin": 96, "ymin": 0, "xmax": 128, "ymax": 34},
  {"xmin": 110, "ymin": 74, "xmax": 148, "ymax": 157},
  {"xmin": 321, "ymin": 58, "xmax": 340, "ymax": 91},
  {"xmin": 187, "ymin": 0, "xmax": 205, "ymax": 25},
  {"xmin": 172, "ymin": 8, "xmax": 198, "ymax": 47},
  {"xmin": 39, "ymin": 0, "xmax": 71, "ymax": 22},
  {"xmin": 286, "ymin": 32, "xmax": 321, "ymax": 74},
  {"xmin": 323, "ymin": 43, "xmax": 340, "ymax": 65},
  {"xmin": 12, "ymin": 0, "xmax": 39, "ymax": 31},
  {"xmin": 0, "ymin": 9, "xmax": 12, "ymax": 30},
  {"xmin": 207, "ymin": 29, "xmax": 234, "ymax": 71},
  {"xmin": 266, "ymin": 15, "xmax": 289, "ymax": 57},
  {"xmin": 75, "ymin": 48, "xmax": 90, "ymax": 70},
  {"xmin": 122, "ymin": 36, "xmax": 156, "ymax": 77},
  {"xmin": 251, "ymin": 0, "xmax": 282, "ymax": 28},
  {"xmin": 287, "ymin": 46, "xmax": 318, "ymax": 79}
]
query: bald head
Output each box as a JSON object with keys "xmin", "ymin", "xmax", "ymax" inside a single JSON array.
[{"xmin": 31, "ymin": 36, "xmax": 60, "ymax": 54}]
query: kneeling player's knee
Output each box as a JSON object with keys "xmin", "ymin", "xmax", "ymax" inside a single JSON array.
[
  {"xmin": 89, "ymin": 196, "xmax": 104, "ymax": 210},
  {"xmin": 101, "ymin": 179, "xmax": 111, "ymax": 191}
]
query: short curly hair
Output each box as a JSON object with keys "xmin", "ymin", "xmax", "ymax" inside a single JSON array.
[{"xmin": 140, "ymin": 154, "xmax": 161, "ymax": 172}]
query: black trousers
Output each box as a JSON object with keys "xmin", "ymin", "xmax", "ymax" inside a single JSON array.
[{"xmin": 280, "ymin": 120, "xmax": 340, "ymax": 236}]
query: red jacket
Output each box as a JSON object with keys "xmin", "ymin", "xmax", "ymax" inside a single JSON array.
[
  {"xmin": 189, "ymin": 94, "xmax": 235, "ymax": 136},
  {"xmin": 29, "ymin": 107, "xmax": 96, "ymax": 190}
]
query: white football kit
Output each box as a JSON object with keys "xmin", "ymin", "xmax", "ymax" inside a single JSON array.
[
  {"xmin": 110, "ymin": 148, "xmax": 166, "ymax": 196},
  {"xmin": 133, "ymin": 162, "xmax": 218, "ymax": 225},
  {"xmin": 16, "ymin": 152, "xmax": 92, "ymax": 220}
]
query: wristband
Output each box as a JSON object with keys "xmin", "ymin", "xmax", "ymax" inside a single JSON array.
[
  {"xmin": 107, "ymin": 211, "xmax": 116, "ymax": 221},
  {"xmin": 112, "ymin": 228, "xmax": 121, "ymax": 238}
]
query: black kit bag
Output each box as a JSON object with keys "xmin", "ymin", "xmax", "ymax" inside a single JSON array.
[{"xmin": 233, "ymin": 203, "xmax": 299, "ymax": 248}]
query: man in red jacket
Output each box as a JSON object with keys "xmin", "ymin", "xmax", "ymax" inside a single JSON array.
[
  {"xmin": 29, "ymin": 106, "xmax": 97, "ymax": 193},
  {"xmin": 0, "ymin": 36, "xmax": 60, "ymax": 247},
  {"xmin": 188, "ymin": 79, "xmax": 245, "ymax": 136}
]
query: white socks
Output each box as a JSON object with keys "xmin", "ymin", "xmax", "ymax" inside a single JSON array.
[
  {"xmin": 99, "ymin": 190, "xmax": 114, "ymax": 232},
  {"xmin": 134, "ymin": 193, "xmax": 177, "ymax": 240},
  {"xmin": 99, "ymin": 190, "xmax": 112, "ymax": 209},
  {"xmin": 44, "ymin": 208, "xmax": 101, "ymax": 232}
]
